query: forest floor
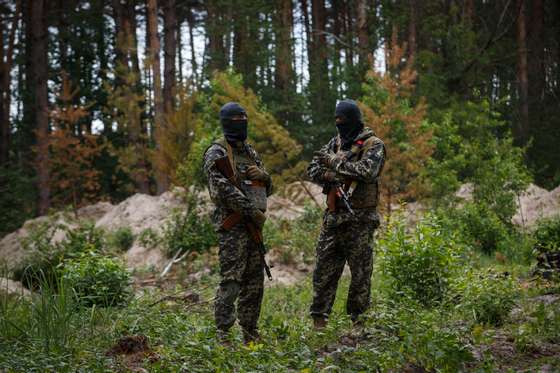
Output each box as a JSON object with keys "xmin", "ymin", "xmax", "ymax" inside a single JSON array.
[
  {"xmin": 1, "ymin": 183, "xmax": 560, "ymax": 372},
  {"xmin": 1, "ymin": 247, "xmax": 559, "ymax": 372}
]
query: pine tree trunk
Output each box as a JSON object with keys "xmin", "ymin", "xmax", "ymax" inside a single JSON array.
[
  {"xmin": 408, "ymin": 0, "xmax": 417, "ymax": 60},
  {"xmin": 233, "ymin": 8, "xmax": 249, "ymax": 83},
  {"xmin": 163, "ymin": 0, "xmax": 177, "ymax": 114},
  {"xmin": 516, "ymin": 0, "xmax": 529, "ymax": 144},
  {"xmin": 147, "ymin": 0, "xmax": 168, "ymax": 194},
  {"xmin": 206, "ymin": 0, "xmax": 226, "ymax": 73},
  {"xmin": 357, "ymin": 0, "xmax": 370, "ymax": 65},
  {"xmin": 31, "ymin": 0, "xmax": 50, "ymax": 214},
  {"xmin": 176, "ymin": 17, "xmax": 183, "ymax": 86},
  {"xmin": 528, "ymin": 0, "xmax": 544, "ymax": 130},
  {"xmin": 22, "ymin": 0, "xmax": 35, "ymax": 164},
  {"xmin": 274, "ymin": 0, "xmax": 295, "ymax": 126},
  {"xmin": 0, "ymin": 0, "xmax": 20, "ymax": 166},
  {"xmin": 463, "ymin": 0, "xmax": 474, "ymax": 23},
  {"xmin": 186, "ymin": 7, "xmax": 198, "ymax": 85},
  {"xmin": 308, "ymin": 0, "xmax": 331, "ymax": 131}
]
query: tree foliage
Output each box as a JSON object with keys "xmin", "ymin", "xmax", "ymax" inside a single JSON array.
[
  {"xmin": 360, "ymin": 34, "xmax": 433, "ymax": 209},
  {"xmin": 48, "ymin": 77, "xmax": 103, "ymax": 211}
]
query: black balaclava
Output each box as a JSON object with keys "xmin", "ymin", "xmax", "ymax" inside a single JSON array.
[
  {"xmin": 335, "ymin": 99, "xmax": 364, "ymax": 150},
  {"xmin": 220, "ymin": 102, "xmax": 248, "ymax": 143}
]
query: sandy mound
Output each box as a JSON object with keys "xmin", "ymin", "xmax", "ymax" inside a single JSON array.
[
  {"xmin": 267, "ymin": 181, "xmax": 325, "ymax": 220},
  {"xmin": 0, "ymin": 277, "xmax": 31, "ymax": 297},
  {"xmin": 453, "ymin": 183, "xmax": 560, "ymax": 227},
  {"xmin": 513, "ymin": 184, "xmax": 560, "ymax": 227},
  {"xmin": 96, "ymin": 188, "xmax": 189, "ymax": 271},
  {"xmin": 0, "ymin": 201, "xmax": 114, "ymax": 271},
  {"xmin": 95, "ymin": 190, "xmax": 185, "ymax": 234}
]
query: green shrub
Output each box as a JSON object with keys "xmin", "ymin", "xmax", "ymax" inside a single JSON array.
[
  {"xmin": 451, "ymin": 269, "xmax": 518, "ymax": 326},
  {"xmin": 0, "ymin": 166, "xmax": 36, "ymax": 238},
  {"xmin": 13, "ymin": 221, "xmax": 66, "ymax": 289},
  {"xmin": 264, "ymin": 203, "xmax": 323, "ymax": 264},
  {"xmin": 138, "ymin": 227, "xmax": 162, "ymax": 249},
  {"xmin": 378, "ymin": 216, "xmax": 462, "ymax": 306},
  {"xmin": 60, "ymin": 222, "xmax": 105, "ymax": 254},
  {"xmin": 107, "ymin": 226, "xmax": 135, "ymax": 252},
  {"xmin": 13, "ymin": 221, "xmax": 106, "ymax": 290},
  {"xmin": 443, "ymin": 203, "xmax": 511, "ymax": 254},
  {"xmin": 427, "ymin": 100, "xmax": 530, "ymax": 216},
  {"xmin": 62, "ymin": 251, "xmax": 131, "ymax": 307},
  {"xmin": 533, "ymin": 215, "xmax": 560, "ymax": 254},
  {"xmin": 163, "ymin": 197, "xmax": 217, "ymax": 258}
]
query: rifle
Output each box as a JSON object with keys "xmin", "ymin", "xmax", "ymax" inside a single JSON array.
[
  {"xmin": 335, "ymin": 183, "xmax": 356, "ymax": 216},
  {"xmin": 214, "ymin": 155, "xmax": 273, "ymax": 281}
]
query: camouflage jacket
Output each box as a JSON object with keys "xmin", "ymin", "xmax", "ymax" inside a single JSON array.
[
  {"xmin": 203, "ymin": 140, "xmax": 273, "ymax": 229},
  {"xmin": 308, "ymin": 127, "xmax": 385, "ymax": 214}
]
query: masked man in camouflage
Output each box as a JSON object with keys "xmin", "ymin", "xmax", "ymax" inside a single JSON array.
[
  {"xmin": 308, "ymin": 99, "xmax": 385, "ymax": 329},
  {"xmin": 203, "ymin": 102, "xmax": 273, "ymax": 343}
]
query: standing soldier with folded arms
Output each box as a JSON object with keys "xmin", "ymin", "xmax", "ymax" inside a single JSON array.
[
  {"xmin": 203, "ymin": 102, "xmax": 273, "ymax": 344},
  {"xmin": 308, "ymin": 99, "xmax": 386, "ymax": 329}
]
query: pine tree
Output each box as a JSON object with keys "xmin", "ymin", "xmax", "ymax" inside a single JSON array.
[
  {"xmin": 49, "ymin": 77, "xmax": 103, "ymax": 211},
  {"xmin": 360, "ymin": 33, "xmax": 433, "ymax": 212}
]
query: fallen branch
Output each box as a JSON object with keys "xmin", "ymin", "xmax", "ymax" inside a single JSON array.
[{"xmin": 160, "ymin": 249, "xmax": 190, "ymax": 278}]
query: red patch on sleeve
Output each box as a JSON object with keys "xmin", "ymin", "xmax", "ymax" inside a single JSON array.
[{"xmin": 355, "ymin": 140, "xmax": 364, "ymax": 146}]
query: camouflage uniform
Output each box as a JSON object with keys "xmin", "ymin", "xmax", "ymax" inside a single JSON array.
[
  {"xmin": 203, "ymin": 139, "xmax": 272, "ymax": 334},
  {"xmin": 308, "ymin": 127, "xmax": 385, "ymax": 320}
]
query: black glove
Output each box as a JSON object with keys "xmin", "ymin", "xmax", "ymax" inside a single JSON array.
[
  {"xmin": 246, "ymin": 165, "xmax": 268, "ymax": 181},
  {"xmin": 322, "ymin": 170, "xmax": 337, "ymax": 182},
  {"xmin": 314, "ymin": 151, "xmax": 338, "ymax": 169},
  {"xmin": 251, "ymin": 209, "xmax": 267, "ymax": 230}
]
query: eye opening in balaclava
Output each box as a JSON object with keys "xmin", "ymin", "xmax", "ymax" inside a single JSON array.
[
  {"xmin": 335, "ymin": 99, "xmax": 363, "ymax": 150},
  {"xmin": 220, "ymin": 102, "xmax": 248, "ymax": 143}
]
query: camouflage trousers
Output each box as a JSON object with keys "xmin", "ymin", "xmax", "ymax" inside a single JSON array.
[
  {"xmin": 310, "ymin": 209, "xmax": 379, "ymax": 320},
  {"xmin": 215, "ymin": 223, "xmax": 264, "ymax": 332}
]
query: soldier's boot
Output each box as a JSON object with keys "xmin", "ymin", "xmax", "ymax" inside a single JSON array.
[
  {"xmin": 313, "ymin": 316, "xmax": 327, "ymax": 330},
  {"xmin": 242, "ymin": 328, "xmax": 260, "ymax": 345},
  {"xmin": 216, "ymin": 328, "xmax": 232, "ymax": 347},
  {"xmin": 351, "ymin": 314, "xmax": 364, "ymax": 328}
]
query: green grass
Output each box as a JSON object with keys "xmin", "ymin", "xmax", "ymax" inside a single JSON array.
[
  {"xmin": 2, "ymin": 266, "xmax": 559, "ymax": 372},
  {"xmin": 2, "ymin": 213, "xmax": 560, "ymax": 372}
]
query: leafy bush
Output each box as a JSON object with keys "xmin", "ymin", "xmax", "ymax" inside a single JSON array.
[
  {"xmin": 451, "ymin": 269, "xmax": 518, "ymax": 326},
  {"xmin": 137, "ymin": 228, "xmax": 162, "ymax": 249},
  {"xmin": 107, "ymin": 226, "xmax": 135, "ymax": 252},
  {"xmin": 378, "ymin": 216, "xmax": 462, "ymax": 305},
  {"xmin": 441, "ymin": 203, "xmax": 511, "ymax": 254},
  {"xmin": 60, "ymin": 222, "xmax": 105, "ymax": 254},
  {"xmin": 264, "ymin": 203, "xmax": 323, "ymax": 264},
  {"xmin": 533, "ymin": 215, "xmax": 560, "ymax": 254},
  {"xmin": 0, "ymin": 166, "xmax": 36, "ymax": 238},
  {"xmin": 427, "ymin": 100, "xmax": 530, "ymax": 221},
  {"xmin": 62, "ymin": 251, "xmax": 131, "ymax": 307},
  {"xmin": 13, "ymin": 221, "xmax": 106, "ymax": 289},
  {"xmin": 163, "ymin": 197, "xmax": 216, "ymax": 258}
]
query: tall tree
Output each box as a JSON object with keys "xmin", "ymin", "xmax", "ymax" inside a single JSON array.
[
  {"xmin": 407, "ymin": 0, "xmax": 417, "ymax": 60},
  {"xmin": 163, "ymin": 0, "xmax": 177, "ymax": 114},
  {"xmin": 185, "ymin": 6, "xmax": 199, "ymax": 86},
  {"xmin": 528, "ymin": 0, "xmax": 544, "ymax": 126},
  {"xmin": 206, "ymin": 0, "xmax": 227, "ymax": 73},
  {"xmin": 515, "ymin": 0, "xmax": 529, "ymax": 145},
  {"xmin": 112, "ymin": 0, "xmax": 150, "ymax": 194},
  {"xmin": 273, "ymin": 0, "xmax": 296, "ymax": 126},
  {"xmin": 0, "ymin": 0, "xmax": 20, "ymax": 165},
  {"xmin": 307, "ymin": 0, "xmax": 334, "ymax": 147},
  {"xmin": 30, "ymin": 0, "xmax": 50, "ymax": 214},
  {"xmin": 146, "ymin": 0, "xmax": 168, "ymax": 194}
]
